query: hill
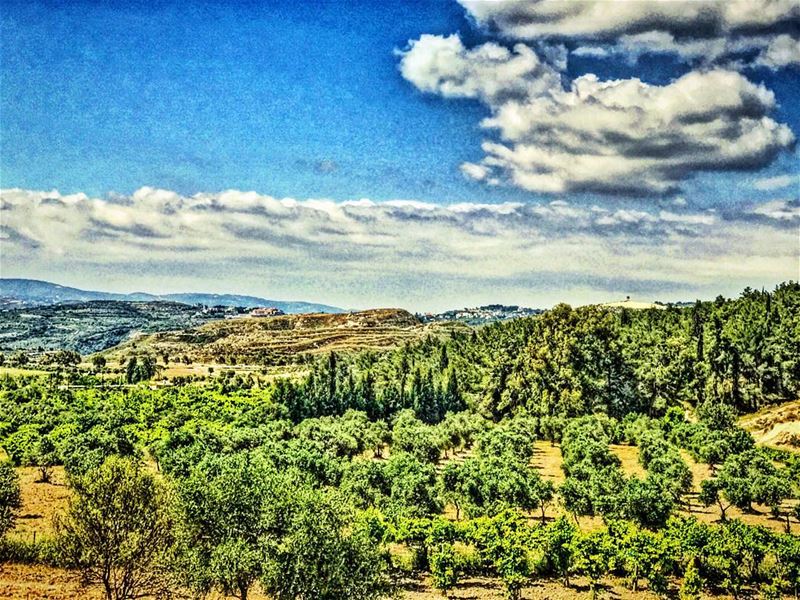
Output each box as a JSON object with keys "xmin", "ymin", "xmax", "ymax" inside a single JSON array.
[
  {"xmin": 597, "ymin": 297, "xmax": 666, "ymax": 310},
  {"xmin": 0, "ymin": 301, "xmax": 240, "ymax": 355},
  {"xmin": 419, "ymin": 304, "xmax": 542, "ymax": 326},
  {"xmin": 102, "ymin": 308, "xmax": 455, "ymax": 365},
  {"xmin": 740, "ymin": 398, "xmax": 800, "ymax": 451},
  {"xmin": 0, "ymin": 278, "xmax": 344, "ymax": 314}
]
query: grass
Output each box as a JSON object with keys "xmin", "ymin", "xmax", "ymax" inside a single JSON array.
[
  {"xmin": 7, "ymin": 467, "xmax": 69, "ymax": 544},
  {"xmin": 0, "ymin": 367, "xmax": 49, "ymax": 377}
]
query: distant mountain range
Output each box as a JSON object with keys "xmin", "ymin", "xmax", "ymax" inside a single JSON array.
[{"xmin": 0, "ymin": 279, "xmax": 344, "ymax": 314}]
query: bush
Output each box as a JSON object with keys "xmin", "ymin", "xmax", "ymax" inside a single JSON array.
[
  {"xmin": 0, "ymin": 460, "xmax": 20, "ymax": 536},
  {"xmin": 0, "ymin": 536, "xmax": 61, "ymax": 565},
  {"xmin": 56, "ymin": 456, "xmax": 177, "ymax": 600},
  {"xmin": 430, "ymin": 543, "xmax": 459, "ymax": 596}
]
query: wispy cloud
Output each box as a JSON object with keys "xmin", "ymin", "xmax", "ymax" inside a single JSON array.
[
  {"xmin": 1, "ymin": 187, "xmax": 797, "ymax": 309},
  {"xmin": 753, "ymin": 174, "xmax": 799, "ymax": 191}
]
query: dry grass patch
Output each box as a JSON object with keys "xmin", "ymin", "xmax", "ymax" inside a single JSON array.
[
  {"xmin": 740, "ymin": 399, "xmax": 800, "ymax": 452},
  {"xmin": 0, "ymin": 563, "xmax": 102, "ymax": 600},
  {"xmin": 610, "ymin": 444, "xmax": 646, "ymax": 478},
  {"xmin": 8, "ymin": 468, "xmax": 68, "ymax": 543}
]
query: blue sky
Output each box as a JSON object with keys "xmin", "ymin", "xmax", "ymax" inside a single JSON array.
[
  {"xmin": 3, "ymin": 0, "xmax": 497, "ymax": 201},
  {"xmin": 1, "ymin": 0, "xmax": 798, "ymax": 310}
]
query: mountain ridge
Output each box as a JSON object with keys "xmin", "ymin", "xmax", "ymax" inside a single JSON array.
[{"xmin": 0, "ymin": 278, "xmax": 344, "ymax": 314}]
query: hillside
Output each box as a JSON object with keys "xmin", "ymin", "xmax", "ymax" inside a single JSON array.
[
  {"xmin": 102, "ymin": 308, "xmax": 454, "ymax": 365},
  {"xmin": 0, "ymin": 301, "xmax": 239, "ymax": 354},
  {"xmin": 740, "ymin": 399, "xmax": 800, "ymax": 451},
  {"xmin": 0, "ymin": 278, "xmax": 344, "ymax": 313}
]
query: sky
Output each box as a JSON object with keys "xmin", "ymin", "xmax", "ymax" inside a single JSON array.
[{"xmin": 1, "ymin": 0, "xmax": 799, "ymax": 311}]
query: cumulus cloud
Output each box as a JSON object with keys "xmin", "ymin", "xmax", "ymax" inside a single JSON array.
[
  {"xmin": 399, "ymin": 38, "xmax": 795, "ymax": 195},
  {"xmin": 457, "ymin": 0, "xmax": 799, "ymax": 68},
  {"xmin": 1, "ymin": 187, "xmax": 798, "ymax": 309},
  {"xmin": 755, "ymin": 34, "xmax": 800, "ymax": 68},
  {"xmin": 398, "ymin": 34, "xmax": 561, "ymax": 104},
  {"xmin": 458, "ymin": 0, "xmax": 799, "ymax": 40}
]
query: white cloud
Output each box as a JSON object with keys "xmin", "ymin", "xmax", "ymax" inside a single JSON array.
[
  {"xmin": 755, "ymin": 34, "xmax": 800, "ymax": 68},
  {"xmin": 750, "ymin": 198, "xmax": 800, "ymax": 221},
  {"xmin": 457, "ymin": 0, "xmax": 799, "ymax": 69},
  {"xmin": 460, "ymin": 162, "xmax": 490, "ymax": 181},
  {"xmin": 401, "ymin": 47, "xmax": 795, "ymax": 195},
  {"xmin": 753, "ymin": 174, "xmax": 799, "ymax": 191},
  {"xmin": 573, "ymin": 32, "xmax": 800, "ymax": 69},
  {"xmin": 458, "ymin": 0, "xmax": 799, "ymax": 40},
  {"xmin": 398, "ymin": 34, "xmax": 561, "ymax": 104},
  {"xmin": 1, "ymin": 187, "xmax": 798, "ymax": 309},
  {"xmin": 398, "ymin": 3, "xmax": 797, "ymax": 196}
]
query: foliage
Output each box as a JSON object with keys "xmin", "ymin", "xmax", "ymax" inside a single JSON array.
[
  {"xmin": 56, "ymin": 456, "xmax": 177, "ymax": 600},
  {"xmin": 0, "ymin": 460, "xmax": 21, "ymax": 537}
]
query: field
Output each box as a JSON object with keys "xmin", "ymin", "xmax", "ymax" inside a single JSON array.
[{"xmin": 101, "ymin": 308, "xmax": 465, "ymax": 367}]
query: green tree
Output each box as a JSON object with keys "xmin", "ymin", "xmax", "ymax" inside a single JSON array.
[
  {"xmin": 178, "ymin": 452, "xmax": 278, "ymax": 600},
  {"xmin": 261, "ymin": 487, "xmax": 393, "ymax": 600},
  {"xmin": 469, "ymin": 511, "xmax": 534, "ymax": 600},
  {"xmin": 384, "ymin": 451, "xmax": 441, "ymax": 517},
  {"xmin": 679, "ymin": 558, "xmax": 704, "ymax": 600},
  {"xmin": 56, "ymin": 457, "xmax": 176, "ymax": 600},
  {"xmin": 429, "ymin": 543, "xmax": 459, "ymax": 597},
  {"xmin": 0, "ymin": 460, "xmax": 21, "ymax": 537},
  {"xmin": 543, "ymin": 516, "xmax": 576, "ymax": 587},
  {"xmin": 570, "ymin": 530, "xmax": 615, "ymax": 600},
  {"xmin": 615, "ymin": 522, "xmax": 673, "ymax": 593}
]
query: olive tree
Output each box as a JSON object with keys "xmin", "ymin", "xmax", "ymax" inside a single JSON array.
[
  {"xmin": 56, "ymin": 456, "xmax": 176, "ymax": 600},
  {"xmin": 261, "ymin": 486, "xmax": 393, "ymax": 600},
  {"xmin": 177, "ymin": 451, "xmax": 279, "ymax": 600}
]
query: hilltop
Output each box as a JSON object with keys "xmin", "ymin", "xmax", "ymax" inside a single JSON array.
[
  {"xmin": 0, "ymin": 278, "xmax": 344, "ymax": 314},
  {"xmin": 102, "ymin": 308, "xmax": 459, "ymax": 366},
  {"xmin": 419, "ymin": 304, "xmax": 542, "ymax": 326}
]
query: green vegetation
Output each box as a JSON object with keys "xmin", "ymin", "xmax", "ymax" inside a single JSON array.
[{"xmin": 0, "ymin": 282, "xmax": 798, "ymax": 598}]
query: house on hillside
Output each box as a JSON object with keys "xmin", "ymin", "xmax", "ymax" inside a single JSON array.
[{"xmin": 249, "ymin": 307, "xmax": 285, "ymax": 317}]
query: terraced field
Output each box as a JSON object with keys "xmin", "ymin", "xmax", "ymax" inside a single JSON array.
[{"xmin": 102, "ymin": 308, "xmax": 466, "ymax": 366}]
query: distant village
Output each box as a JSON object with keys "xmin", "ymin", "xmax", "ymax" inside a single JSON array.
[{"xmin": 419, "ymin": 304, "xmax": 543, "ymax": 326}]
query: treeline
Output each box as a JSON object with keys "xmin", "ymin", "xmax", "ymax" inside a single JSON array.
[
  {"xmin": 273, "ymin": 349, "xmax": 468, "ymax": 423},
  {"xmin": 275, "ymin": 282, "xmax": 799, "ymax": 423}
]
